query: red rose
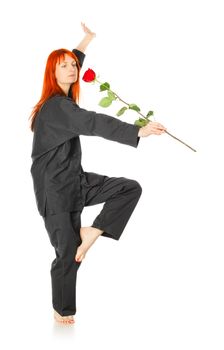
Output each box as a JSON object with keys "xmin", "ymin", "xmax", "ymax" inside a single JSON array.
[{"xmin": 82, "ymin": 68, "xmax": 96, "ymax": 82}]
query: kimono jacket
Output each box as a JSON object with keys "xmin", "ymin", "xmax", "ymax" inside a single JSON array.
[{"xmin": 30, "ymin": 49, "xmax": 141, "ymax": 217}]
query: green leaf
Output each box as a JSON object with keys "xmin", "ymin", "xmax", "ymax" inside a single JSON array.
[
  {"xmin": 99, "ymin": 97, "xmax": 113, "ymax": 107},
  {"xmin": 134, "ymin": 118, "xmax": 149, "ymax": 127},
  {"xmin": 107, "ymin": 90, "xmax": 116, "ymax": 100},
  {"xmin": 129, "ymin": 104, "xmax": 141, "ymax": 112},
  {"xmin": 146, "ymin": 110, "xmax": 154, "ymax": 118},
  {"xmin": 100, "ymin": 82, "xmax": 110, "ymax": 91},
  {"xmin": 116, "ymin": 106, "xmax": 128, "ymax": 116},
  {"xmin": 134, "ymin": 119, "xmax": 145, "ymax": 127}
]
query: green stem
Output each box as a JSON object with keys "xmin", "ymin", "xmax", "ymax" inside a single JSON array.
[
  {"xmin": 165, "ymin": 131, "xmax": 197, "ymax": 152},
  {"xmin": 95, "ymin": 79, "xmax": 148, "ymax": 120},
  {"xmin": 94, "ymin": 78, "xmax": 196, "ymax": 152}
]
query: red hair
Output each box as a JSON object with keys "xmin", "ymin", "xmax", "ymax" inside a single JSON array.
[{"xmin": 28, "ymin": 49, "xmax": 81, "ymax": 132}]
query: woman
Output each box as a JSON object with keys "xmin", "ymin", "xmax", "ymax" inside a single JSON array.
[{"xmin": 29, "ymin": 23, "xmax": 167, "ymax": 324}]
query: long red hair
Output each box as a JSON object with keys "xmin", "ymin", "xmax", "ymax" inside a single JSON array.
[{"xmin": 28, "ymin": 49, "xmax": 81, "ymax": 132}]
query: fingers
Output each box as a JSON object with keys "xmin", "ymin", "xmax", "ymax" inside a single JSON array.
[
  {"xmin": 151, "ymin": 122, "xmax": 167, "ymax": 130},
  {"xmin": 81, "ymin": 22, "xmax": 88, "ymax": 31},
  {"xmin": 151, "ymin": 128, "xmax": 165, "ymax": 135},
  {"xmin": 148, "ymin": 122, "xmax": 167, "ymax": 134},
  {"xmin": 81, "ymin": 22, "xmax": 88, "ymax": 32},
  {"xmin": 81, "ymin": 22, "xmax": 96, "ymax": 36}
]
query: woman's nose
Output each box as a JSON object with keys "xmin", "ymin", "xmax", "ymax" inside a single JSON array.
[{"xmin": 70, "ymin": 66, "xmax": 76, "ymax": 72}]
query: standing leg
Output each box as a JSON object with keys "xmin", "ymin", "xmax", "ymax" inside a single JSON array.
[{"xmin": 43, "ymin": 210, "xmax": 82, "ymax": 322}]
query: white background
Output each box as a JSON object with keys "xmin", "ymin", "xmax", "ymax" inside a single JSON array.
[{"xmin": 1, "ymin": 0, "xmax": 224, "ymax": 349}]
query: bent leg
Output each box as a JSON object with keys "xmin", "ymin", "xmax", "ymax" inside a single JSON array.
[{"xmin": 82, "ymin": 173, "xmax": 142, "ymax": 240}]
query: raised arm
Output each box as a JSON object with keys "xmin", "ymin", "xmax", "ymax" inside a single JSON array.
[
  {"xmin": 75, "ymin": 22, "xmax": 96, "ymax": 53},
  {"xmin": 71, "ymin": 23, "xmax": 96, "ymax": 70}
]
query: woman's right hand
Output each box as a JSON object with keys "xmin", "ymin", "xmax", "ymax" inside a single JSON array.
[
  {"xmin": 138, "ymin": 121, "xmax": 167, "ymax": 137},
  {"xmin": 81, "ymin": 22, "xmax": 96, "ymax": 38}
]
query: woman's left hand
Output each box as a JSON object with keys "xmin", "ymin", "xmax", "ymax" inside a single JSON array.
[{"xmin": 81, "ymin": 22, "xmax": 96, "ymax": 38}]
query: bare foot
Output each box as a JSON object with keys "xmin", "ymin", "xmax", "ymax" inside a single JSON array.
[
  {"xmin": 75, "ymin": 226, "xmax": 104, "ymax": 262},
  {"xmin": 54, "ymin": 309, "xmax": 75, "ymax": 324}
]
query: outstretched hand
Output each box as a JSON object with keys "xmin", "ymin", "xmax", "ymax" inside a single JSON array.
[
  {"xmin": 81, "ymin": 22, "xmax": 96, "ymax": 38},
  {"xmin": 138, "ymin": 121, "xmax": 167, "ymax": 137}
]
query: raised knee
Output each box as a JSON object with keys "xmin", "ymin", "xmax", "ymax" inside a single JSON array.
[
  {"xmin": 135, "ymin": 181, "xmax": 142, "ymax": 195},
  {"xmin": 128, "ymin": 179, "xmax": 142, "ymax": 195}
]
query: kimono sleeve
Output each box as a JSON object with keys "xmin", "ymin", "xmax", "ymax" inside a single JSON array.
[
  {"xmin": 72, "ymin": 49, "xmax": 85, "ymax": 68},
  {"xmin": 59, "ymin": 98, "xmax": 141, "ymax": 148}
]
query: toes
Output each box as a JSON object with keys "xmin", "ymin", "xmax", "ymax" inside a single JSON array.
[
  {"xmin": 75, "ymin": 247, "xmax": 85, "ymax": 262},
  {"xmin": 63, "ymin": 319, "xmax": 74, "ymax": 324},
  {"xmin": 54, "ymin": 311, "xmax": 75, "ymax": 324},
  {"xmin": 75, "ymin": 253, "xmax": 85, "ymax": 262},
  {"xmin": 68, "ymin": 319, "xmax": 75, "ymax": 323},
  {"xmin": 75, "ymin": 246, "xmax": 82, "ymax": 258},
  {"xmin": 75, "ymin": 254, "xmax": 81, "ymax": 262},
  {"xmin": 67, "ymin": 316, "xmax": 74, "ymax": 321},
  {"xmin": 54, "ymin": 317, "xmax": 74, "ymax": 324}
]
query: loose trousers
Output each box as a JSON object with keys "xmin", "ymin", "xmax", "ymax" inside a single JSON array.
[{"xmin": 43, "ymin": 172, "xmax": 142, "ymax": 316}]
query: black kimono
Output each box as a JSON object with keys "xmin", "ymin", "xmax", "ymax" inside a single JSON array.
[
  {"xmin": 30, "ymin": 49, "xmax": 141, "ymax": 218},
  {"xmin": 30, "ymin": 49, "xmax": 143, "ymax": 317}
]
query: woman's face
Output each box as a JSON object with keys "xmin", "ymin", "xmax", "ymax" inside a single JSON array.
[{"xmin": 55, "ymin": 54, "xmax": 78, "ymax": 88}]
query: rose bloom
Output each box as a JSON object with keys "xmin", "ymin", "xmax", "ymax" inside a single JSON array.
[{"xmin": 82, "ymin": 68, "xmax": 96, "ymax": 82}]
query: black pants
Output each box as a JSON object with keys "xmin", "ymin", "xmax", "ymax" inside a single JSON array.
[{"xmin": 43, "ymin": 172, "xmax": 142, "ymax": 316}]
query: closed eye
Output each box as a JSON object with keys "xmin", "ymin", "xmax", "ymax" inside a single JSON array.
[{"xmin": 61, "ymin": 62, "xmax": 77, "ymax": 68}]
